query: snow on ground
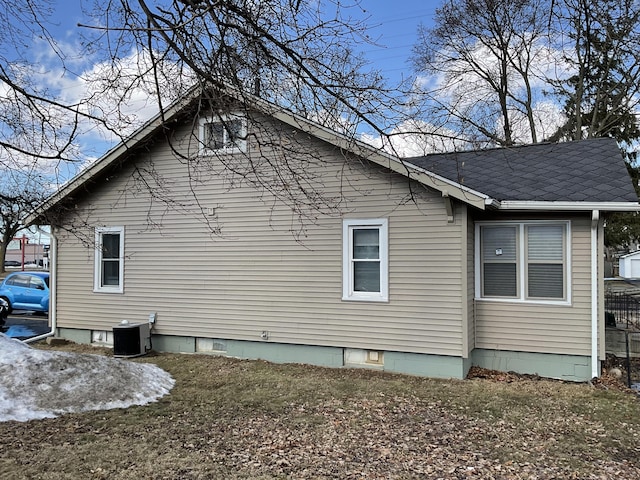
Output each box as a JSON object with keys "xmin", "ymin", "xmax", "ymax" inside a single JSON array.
[{"xmin": 0, "ymin": 334, "xmax": 174, "ymax": 422}]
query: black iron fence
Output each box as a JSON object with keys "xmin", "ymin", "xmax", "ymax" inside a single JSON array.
[
  {"xmin": 604, "ymin": 291, "xmax": 640, "ymax": 330},
  {"xmin": 605, "ymin": 290, "xmax": 640, "ymax": 390}
]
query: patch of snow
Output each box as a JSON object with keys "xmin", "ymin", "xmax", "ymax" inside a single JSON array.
[{"xmin": 0, "ymin": 334, "xmax": 174, "ymax": 422}]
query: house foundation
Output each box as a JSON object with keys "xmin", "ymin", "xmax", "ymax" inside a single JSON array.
[{"xmin": 53, "ymin": 328, "xmax": 593, "ymax": 382}]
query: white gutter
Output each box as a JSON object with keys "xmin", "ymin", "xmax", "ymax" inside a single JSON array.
[
  {"xmin": 24, "ymin": 227, "xmax": 57, "ymax": 344},
  {"xmin": 590, "ymin": 210, "xmax": 599, "ymax": 379},
  {"xmin": 496, "ymin": 201, "xmax": 640, "ymax": 212}
]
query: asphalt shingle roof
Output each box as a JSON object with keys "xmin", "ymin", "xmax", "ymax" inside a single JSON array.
[{"xmin": 405, "ymin": 137, "xmax": 638, "ymax": 203}]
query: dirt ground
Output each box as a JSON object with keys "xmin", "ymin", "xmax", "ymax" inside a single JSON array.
[{"xmin": 1, "ymin": 343, "xmax": 640, "ymax": 479}]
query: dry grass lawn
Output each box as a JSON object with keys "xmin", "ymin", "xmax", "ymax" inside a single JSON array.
[{"xmin": 1, "ymin": 342, "xmax": 640, "ymax": 479}]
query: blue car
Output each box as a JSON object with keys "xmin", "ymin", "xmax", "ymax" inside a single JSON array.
[{"xmin": 0, "ymin": 272, "xmax": 50, "ymax": 314}]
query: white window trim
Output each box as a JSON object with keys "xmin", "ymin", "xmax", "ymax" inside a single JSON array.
[
  {"xmin": 94, "ymin": 226, "xmax": 125, "ymax": 294},
  {"xmin": 475, "ymin": 220, "xmax": 571, "ymax": 305},
  {"xmin": 198, "ymin": 113, "xmax": 247, "ymax": 155},
  {"xmin": 342, "ymin": 219, "xmax": 389, "ymax": 302}
]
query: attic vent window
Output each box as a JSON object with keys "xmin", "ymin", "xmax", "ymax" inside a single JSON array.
[{"xmin": 199, "ymin": 114, "xmax": 247, "ymax": 154}]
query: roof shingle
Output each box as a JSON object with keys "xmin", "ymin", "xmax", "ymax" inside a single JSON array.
[{"xmin": 405, "ymin": 138, "xmax": 638, "ymax": 202}]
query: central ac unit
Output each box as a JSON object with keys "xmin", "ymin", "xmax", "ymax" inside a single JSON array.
[{"xmin": 113, "ymin": 322, "xmax": 151, "ymax": 358}]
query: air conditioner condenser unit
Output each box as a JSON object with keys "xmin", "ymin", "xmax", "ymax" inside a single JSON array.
[{"xmin": 113, "ymin": 321, "xmax": 151, "ymax": 358}]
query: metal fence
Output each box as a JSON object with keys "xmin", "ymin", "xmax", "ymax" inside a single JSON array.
[
  {"xmin": 605, "ymin": 290, "xmax": 640, "ymax": 389},
  {"xmin": 604, "ymin": 291, "xmax": 640, "ymax": 330}
]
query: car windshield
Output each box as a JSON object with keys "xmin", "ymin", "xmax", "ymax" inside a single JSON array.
[{"xmin": 44, "ymin": 277, "xmax": 50, "ymax": 288}]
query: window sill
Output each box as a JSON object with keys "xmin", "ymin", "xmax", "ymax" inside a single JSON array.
[
  {"xmin": 342, "ymin": 295, "xmax": 389, "ymax": 303},
  {"xmin": 200, "ymin": 145, "xmax": 246, "ymax": 156},
  {"xmin": 93, "ymin": 287, "xmax": 124, "ymax": 294},
  {"xmin": 475, "ymin": 297, "xmax": 571, "ymax": 307}
]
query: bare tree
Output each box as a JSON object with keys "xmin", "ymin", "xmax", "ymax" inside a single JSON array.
[
  {"xmin": 0, "ymin": 0, "xmax": 119, "ymax": 164},
  {"xmin": 548, "ymin": 0, "xmax": 640, "ymax": 248},
  {"xmin": 411, "ymin": 0, "xmax": 640, "ymax": 246},
  {"xmin": 411, "ymin": 0, "xmax": 554, "ymax": 147},
  {"xmin": 0, "ymin": 173, "xmax": 43, "ymax": 272},
  {"xmin": 549, "ymin": 0, "xmax": 640, "ymax": 147},
  {"xmin": 79, "ymin": 0, "xmax": 397, "ymax": 134},
  {"xmin": 0, "ymin": 0, "xmax": 406, "ymax": 234}
]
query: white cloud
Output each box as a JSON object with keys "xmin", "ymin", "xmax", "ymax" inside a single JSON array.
[
  {"xmin": 506, "ymin": 100, "xmax": 567, "ymax": 144},
  {"xmin": 412, "ymin": 35, "xmax": 573, "ymax": 145},
  {"xmin": 0, "ymin": 38, "xmax": 191, "ymax": 185},
  {"xmin": 55, "ymin": 49, "xmax": 187, "ymax": 144},
  {"xmin": 361, "ymin": 119, "xmax": 469, "ymax": 157}
]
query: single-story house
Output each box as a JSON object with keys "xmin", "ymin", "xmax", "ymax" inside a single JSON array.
[{"xmin": 26, "ymin": 89, "xmax": 640, "ymax": 381}]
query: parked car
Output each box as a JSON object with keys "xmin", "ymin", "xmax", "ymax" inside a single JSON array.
[
  {"xmin": 0, "ymin": 297, "xmax": 8, "ymax": 326},
  {"xmin": 3, "ymin": 260, "xmax": 21, "ymax": 268},
  {"xmin": 0, "ymin": 271, "xmax": 50, "ymax": 314}
]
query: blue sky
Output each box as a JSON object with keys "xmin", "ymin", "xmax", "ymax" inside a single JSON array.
[
  {"xmin": 21, "ymin": 0, "xmax": 440, "ymax": 173},
  {"xmin": 46, "ymin": 0, "xmax": 437, "ymax": 88},
  {"xmin": 356, "ymin": 1, "xmax": 437, "ymax": 85},
  {"xmin": 34, "ymin": 1, "xmax": 439, "ymax": 158},
  {"xmin": 14, "ymin": 1, "xmax": 439, "ymax": 241}
]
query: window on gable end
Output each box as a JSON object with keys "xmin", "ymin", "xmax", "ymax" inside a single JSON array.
[{"xmin": 199, "ymin": 114, "xmax": 247, "ymax": 154}]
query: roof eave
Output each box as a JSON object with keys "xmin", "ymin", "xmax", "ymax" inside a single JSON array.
[
  {"xmin": 26, "ymin": 85, "xmax": 493, "ymax": 225},
  {"xmin": 265, "ymin": 109, "xmax": 491, "ymax": 210},
  {"xmin": 24, "ymin": 92, "xmax": 198, "ymax": 226}
]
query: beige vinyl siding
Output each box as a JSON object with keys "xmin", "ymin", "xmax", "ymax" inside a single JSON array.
[
  {"xmin": 474, "ymin": 215, "xmax": 592, "ymax": 356},
  {"xmin": 54, "ymin": 115, "xmax": 467, "ymax": 357}
]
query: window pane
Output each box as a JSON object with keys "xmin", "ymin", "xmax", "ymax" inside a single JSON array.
[
  {"xmin": 353, "ymin": 229, "xmax": 379, "ymax": 259},
  {"xmin": 354, "ymin": 262, "xmax": 380, "ymax": 292},
  {"xmin": 102, "ymin": 233, "xmax": 120, "ymax": 259},
  {"xmin": 102, "ymin": 260, "xmax": 120, "ymax": 286},
  {"xmin": 482, "ymin": 226, "xmax": 517, "ymax": 261},
  {"xmin": 227, "ymin": 119, "xmax": 243, "ymax": 145},
  {"xmin": 205, "ymin": 123, "xmax": 225, "ymax": 149},
  {"xmin": 483, "ymin": 263, "xmax": 517, "ymax": 297},
  {"xmin": 528, "ymin": 264, "xmax": 564, "ymax": 298},
  {"xmin": 528, "ymin": 225, "xmax": 563, "ymax": 261},
  {"xmin": 10, "ymin": 275, "xmax": 29, "ymax": 287}
]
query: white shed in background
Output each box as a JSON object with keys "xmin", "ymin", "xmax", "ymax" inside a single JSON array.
[{"xmin": 619, "ymin": 250, "xmax": 640, "ymax": 278}]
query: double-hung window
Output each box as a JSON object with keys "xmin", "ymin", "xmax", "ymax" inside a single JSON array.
[
  {"xmin": 343, "ymin": 219, "xmax": 389, "ymax": 302},
  {"xmin": 477, "ymin": 221, "xmax": 570, "ymax": 303},
  {"xmin": 199, "ymin": 113, "xmax": 247, "ymax": 154},
  {"xmin": 94, "ymin": 226, "xmax": 124, "ymax": 293}
]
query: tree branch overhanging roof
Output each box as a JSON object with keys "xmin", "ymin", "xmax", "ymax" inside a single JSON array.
[{"xmin": 25, "ymin": 85, "xmax": 640, "ymax": 226}]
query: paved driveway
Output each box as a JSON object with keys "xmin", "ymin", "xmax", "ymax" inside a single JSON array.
[{"xmin": 1, "ymin": 312, "xmax": 50, "ymax": 340}]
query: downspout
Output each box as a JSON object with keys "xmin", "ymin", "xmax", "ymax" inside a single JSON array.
[
  {"xmin": 590, "ymin": 210, "xmax": 599, "ymax": 379},
  {"xmin": 24, "ymin": 227, "xmax": 57, "ymax": 344}
]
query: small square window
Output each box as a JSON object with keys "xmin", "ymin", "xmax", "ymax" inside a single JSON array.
[{"xmin": 199, "ymin": 114, "xmax": 247, "ymax": 154}]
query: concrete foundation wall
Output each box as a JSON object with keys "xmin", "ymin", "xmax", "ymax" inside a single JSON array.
[
  {"xmin": 471, "ymin": 349, "xmax": 593, "ymax": 381},
  {"xmin": 54, "ymin": 328, "xmax": 593, "ymax": 381}
]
